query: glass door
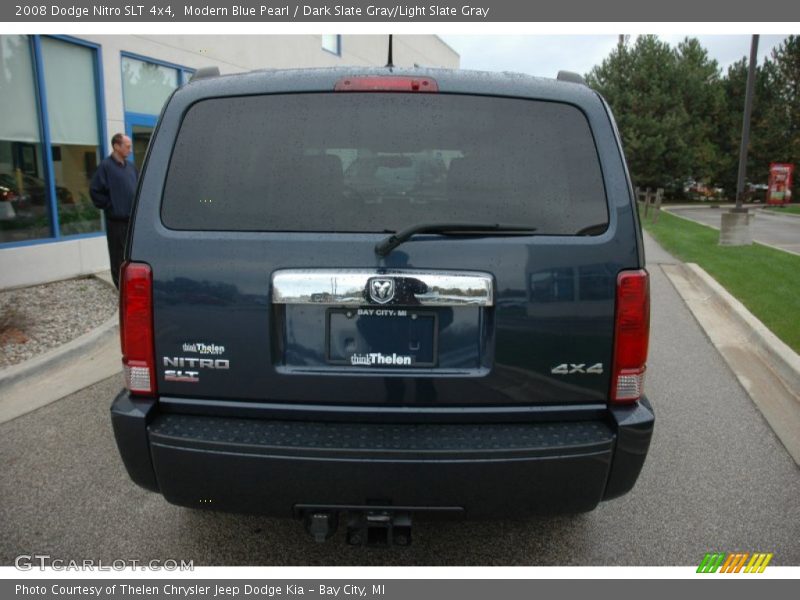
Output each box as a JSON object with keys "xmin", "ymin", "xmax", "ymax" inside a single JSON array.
[{"xmin": 125, "ymin": 113, "xmax": 157, "ymax": 172}]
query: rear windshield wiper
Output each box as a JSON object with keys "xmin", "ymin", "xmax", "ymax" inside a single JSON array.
[{"xmin": 375, "ymin": 223, "xmax": 537, "ymax": 257}]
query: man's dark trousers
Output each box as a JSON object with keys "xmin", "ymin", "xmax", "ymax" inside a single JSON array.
[{"xmin": 106, "ymin": 218, "xmax": 129, "ymax": 289}]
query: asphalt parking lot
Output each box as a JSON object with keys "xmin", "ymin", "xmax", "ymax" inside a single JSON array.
[{"xmin": 1, "ymin": 239, "xmax": 799, "ymax": 566}]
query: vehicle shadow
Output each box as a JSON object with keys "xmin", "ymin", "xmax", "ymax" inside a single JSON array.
[{"xmin": 178, "ymin": 508, "xmax": 595, "ymax": 566}]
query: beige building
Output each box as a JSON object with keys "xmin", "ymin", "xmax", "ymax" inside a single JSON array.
[{"xmin": 0, "ymin": 35, "xmax": 458, "ymax": 288}]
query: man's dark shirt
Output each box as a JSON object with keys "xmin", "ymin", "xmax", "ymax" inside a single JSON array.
[{"xmin": 90, "ymin": 155, "xmax": 138, "ymax": 220}]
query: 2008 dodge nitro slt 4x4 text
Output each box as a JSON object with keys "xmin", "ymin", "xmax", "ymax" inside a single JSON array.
[{"xmin": 111, "ymin": 66, "xmax": 654, "ymax": 545}]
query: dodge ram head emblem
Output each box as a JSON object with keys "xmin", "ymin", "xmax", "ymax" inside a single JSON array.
[{"xmin": 368, "ymin": 278, "xmax": 395, "ymax": 304}]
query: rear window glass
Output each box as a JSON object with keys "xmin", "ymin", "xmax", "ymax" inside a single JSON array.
[{"xmin": 162, "ymin": 93, "xmax": 607, "ymax": 234}]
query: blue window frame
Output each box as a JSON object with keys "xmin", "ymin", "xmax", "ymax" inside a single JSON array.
[
  {"xmin": 124, "ymin": 113, "xmax": 159, "ymax": 139},
  {"xmin": 0, "ymin": 34, "xmax": 107, "ymax": 249}
]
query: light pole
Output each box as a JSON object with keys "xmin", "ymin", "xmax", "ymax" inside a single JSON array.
[
  {"xmin": 736, "ymin": 34, "xmax": 760, "ymax": 211},
  {"xmin": 720, "ymin": 34, "xmax": 759, "ymax": 245}
]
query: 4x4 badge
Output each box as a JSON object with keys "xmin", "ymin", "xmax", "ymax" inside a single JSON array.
[{"xmin": 368, "ymin": 278, "xmax": 395, "ymax": 304}]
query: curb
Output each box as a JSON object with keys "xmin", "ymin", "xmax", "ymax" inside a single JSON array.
[
  {"xmin": 660, "ymin": 203, "xmax": 762, "ymax": 211},
  {"xmin": 0, "ymin": 315, "xmax": 119, "ymax": 396},
  {"xmin": 758, "ymin": 206, "xmax": 800, "ymax": 219},
  {"xmin": 684, "ymin": 263, "xmax": 800, "ymax": 396}
]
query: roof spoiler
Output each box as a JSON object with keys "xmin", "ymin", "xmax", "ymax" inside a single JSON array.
[
  {"xmin": 190, "ymin": 66, "xmax": 220, "ymax": 82},
  {"xmin": 556, "ymin": 71, "xmax": 586, "ymax": 85}
]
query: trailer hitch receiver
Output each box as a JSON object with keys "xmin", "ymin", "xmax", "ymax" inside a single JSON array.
[{"xmin": 346, "ymin": 511, "xmax": 412, "ymax": 547}]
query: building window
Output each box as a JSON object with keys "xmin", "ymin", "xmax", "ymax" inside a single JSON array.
[
  {"xmin": 121, "ymin": 55, "xmax": 183, "ymax": 171},
  {"xmin": 121, "ymin": 56, "xmax": 179, "ymax": 115},
  {"xmin": 322, "ymin": 35, "xmax": 341, "ymax": 56},
  {"xmin": 0, "ymin": 35, "xmax": 51, "ymax": 243},
  {"xmin": 0, "ymin": 35, "xmax": 105, "ymax": 245},
  {"xmin": 40, "ymin": 37, "xmax": 102, "ymax": 236}
]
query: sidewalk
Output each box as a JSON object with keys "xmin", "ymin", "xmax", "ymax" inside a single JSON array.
[
  {"xmin": 645, "ymin": 230, "xmax": 800, "ymax": 465},
  {"xmin": 643, "ymin": 229, "xmax": 678, "ymax": 265}
]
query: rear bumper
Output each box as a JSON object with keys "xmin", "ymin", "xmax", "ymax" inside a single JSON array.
[{"xmin": 111, "ymin": 392, "xmax": 653, "ymax": 518}]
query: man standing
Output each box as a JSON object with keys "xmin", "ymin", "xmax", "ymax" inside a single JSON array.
[{"xmin": 90, "ymin": 133, "xmax": 138, "ymax": 289}]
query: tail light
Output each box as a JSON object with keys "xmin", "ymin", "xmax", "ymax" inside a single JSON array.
[
  {"xmin": 611, "ymin": 269, "xmax": 650, "ymax": 403},
  {"xmin": 120, "ymin": 262, "xmax": 156, "ymax": 395},
  {"xmin": 334, "ymin": 76, "xmax": 439, "ymax": 92}
]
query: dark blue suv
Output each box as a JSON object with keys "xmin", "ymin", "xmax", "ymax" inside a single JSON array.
[{"xmin": 111, "ymin": 67, "xmax": 653, "ymax": 545}]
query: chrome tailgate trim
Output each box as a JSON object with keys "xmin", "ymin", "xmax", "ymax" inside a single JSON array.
[{"xmin": 272, "ymin": 269, "xmax": 494, "ymax": 307}]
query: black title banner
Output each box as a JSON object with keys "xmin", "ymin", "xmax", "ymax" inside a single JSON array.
[
  {"xmin": 5, "ymin": 0, "xmax": 800, "ymax": 22},
  {"xmin": 4, "ymin": 579, "xmax": 797, "ymax": 600}
]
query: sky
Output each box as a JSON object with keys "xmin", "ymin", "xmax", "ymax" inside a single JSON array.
[{"xmin": 439, "ymin": 35, "xmax": 791, "ymax": 78}]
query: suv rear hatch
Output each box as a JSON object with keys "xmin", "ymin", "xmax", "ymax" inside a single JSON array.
[{"xmin": 133, "ymin": 76, "xmax": 640, "ymax": 407}]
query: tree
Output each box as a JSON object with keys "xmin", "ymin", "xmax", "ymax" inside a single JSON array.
[
  {"xmin": 587, "ymin": 36, "xmax": 739, "ymax": 197},
  {"xmin": 587, "ymin": 36, "xmax": 692, "ymax": 193},
  {"xmin": 714, "ymin": 57, "xmax": 774, "ymax": 198},
  {"xmin": 587, "ymin": 35, "xmax": 800, "ymax": 201},
  {"xmin": 674, "ymin": 38, "xmax": 726, "ymax": 187}
]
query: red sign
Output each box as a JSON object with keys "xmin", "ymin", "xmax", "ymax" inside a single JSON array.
[{"xmin": 767, "ymin": 163, "xmax": 794, "ymax": 205}]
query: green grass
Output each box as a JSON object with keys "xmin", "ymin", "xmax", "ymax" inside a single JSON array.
[
  {"xmin": 765, "ymin": 204, "xmax": 800, "ymax": 215},
  {"xmin": 642, "ymin": 209, "xmax": 800, "ymax": 353}
]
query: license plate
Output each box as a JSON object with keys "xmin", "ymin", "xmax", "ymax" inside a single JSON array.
[{"xmin": 326, "ymin": 308, "xmax": 438, "ymax": 367}]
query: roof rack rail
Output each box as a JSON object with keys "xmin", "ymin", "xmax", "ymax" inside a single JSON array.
[
  {"xmin": 190, "ymin": 67, "xmax": 220, "ymax": 82},
  {"xmin": 556, "ymin": 71, "xmax": 586, "ymax": 85}
]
